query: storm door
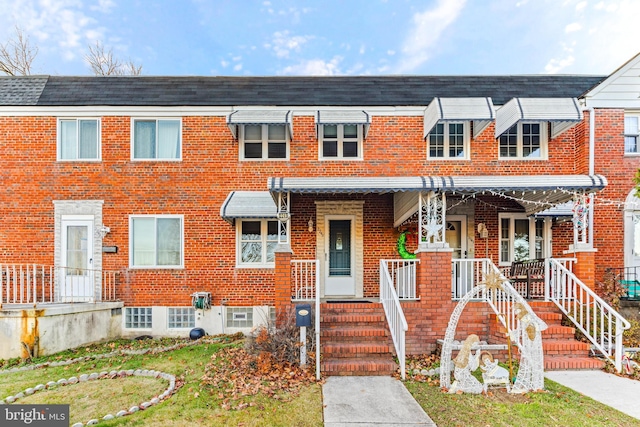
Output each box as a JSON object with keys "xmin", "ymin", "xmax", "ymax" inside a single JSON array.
[
  {"xmin": 325, "ymin": 218, "xmax": 356, "ymax": 296},
  {"xmin": 60, "ymin": 219, "xmax": 94, "ymax": 302}
]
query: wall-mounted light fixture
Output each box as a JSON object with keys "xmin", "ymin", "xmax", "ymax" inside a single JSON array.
[{"xmin": 308, "ymin": 218, "xmax": 314, "ymax": 232}]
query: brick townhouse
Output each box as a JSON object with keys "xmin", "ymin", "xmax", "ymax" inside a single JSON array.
[{"xmin": 1, "ymin": 53, "xmax": 640, "ymax": 372}]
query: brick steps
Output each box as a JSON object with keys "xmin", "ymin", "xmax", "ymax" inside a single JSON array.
[
  {"xmin": 530, "ymin": 301, "xmax": 603, "ymax": 371},
  {"xmin": 320, "ymin": 302, "xmax": 396, "ymax": 376}
]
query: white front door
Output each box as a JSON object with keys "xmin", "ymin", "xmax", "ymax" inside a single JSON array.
[
  {"xmin": 60, "ymin": 219, "xmax": 95, "ymax": 302},
  {"xmin": 325, "ymin": 217, "xmax": 356, "ymax": 296}
]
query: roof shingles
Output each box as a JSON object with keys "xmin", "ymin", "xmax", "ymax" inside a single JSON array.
[{"xmin": 0, "ymin": 75, "xmax": 607, "ymax": 107}]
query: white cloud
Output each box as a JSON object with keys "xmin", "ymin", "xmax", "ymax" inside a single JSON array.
[
  {"xmin": 233, "ymin": 63, "xmax": 242, "ymax": 71},
  {"xmin": 280, "ymin": 57, "xmax": 343, "ymax": 76},
  {"xmin": 565, "ymin": 22, "xmax": 582, "ymax": 33},
  {"xmin": 387, "ymin": 50, "xmax": 395, "ymax": 56},
  {"xmin": 268, "ymin": 30, "xmax": 312, "ymax": 58},
  {"xmin": 544, "ymin": 55, "xmax": 575, "ymax": 74},
  {"xmin": 575, "ymin": 1, "xmax": 587, "ymax": 11},
  {"xmin": 394, "ymin": 0, "xmax": 466, "ymax": 73},
  {"xmin": 0, "ymin": 0, "xmax": 111, "ymax": 64}
]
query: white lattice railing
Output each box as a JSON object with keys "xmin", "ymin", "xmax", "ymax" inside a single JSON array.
[
  {"xmin": 291, "ymin": 260, "xmax": 317, "ymax": 301},
  {"xmin": 548, "ymin": 259, "xmax": 630, "ymax": 372},
  {"xmin": 380, "ymin": 260, "xmax": 408, "ymax": 379},
  {"xmin": 383, "ymin": 259, "xmax": 420, "ymax": 300},
  {"xmin": 0, "ymin": 264, "xmax": 119, "ymax": 306},
  {"xmin": 290, "ymin": 259, "xmax": 321, "ymax": 380}
]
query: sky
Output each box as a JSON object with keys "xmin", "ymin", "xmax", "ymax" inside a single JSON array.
[{"xmin": 1, "ymin": 0, "xmax": 639, "ymax": 77}]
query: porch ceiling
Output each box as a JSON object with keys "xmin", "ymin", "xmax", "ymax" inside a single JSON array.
[{"xmin": 267, "ymin": 175, "xmax": 607, "ymax": 221}]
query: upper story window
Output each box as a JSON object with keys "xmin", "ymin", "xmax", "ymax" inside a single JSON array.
[
  {"xmin": 130, "ymin": 215, "xmax": 183, "ymax": 268},
  {"xmin": 237, "ymin": 219, "xmax": 280, "ymax": 268},
  {"xmin": 319, "ymin": 124, "xmax": 362, "ymax": 159},
  {"xmin": 132, "ymin": 119, "xmax": 181, "ymax": 160},
  {"xmin": 240, "ymin": 124, "xmax": 288, "ymax": 160},
  {"xmin": 427, "ymin": 122, "xmax": 468, "ymax": 159},
  {"xmin": 58, "ymin": 119, "xmax": 100, "ymax": 161},
  {"xmin": 499, "ymin": 122, "xmax": 547, "ymax": 159},
  {"xmin": 625, "ymin": 115, "xmax": 640, "ymax": 154},
  {"xmin": 499, "ymin": 214, "xmax": 548, "ymax": 266}
]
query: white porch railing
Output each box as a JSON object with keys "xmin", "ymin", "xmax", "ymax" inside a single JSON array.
[
  {"xmin": 291, "ymin": 260, "xmax": 317, "ymax": 301},
  {"xmin": 0, "ymin": 264, "xmax": 119, "ymax": 306},
  {"xmin": 380, "ymin": 260, "xmax": 408, "ymax": 379},
  {"xmin": 548, "ymin": 259, "xmax": 630, "ymax": 372},
  {"xmin": 451, "ymin": 258, "xmax": 491, "ymax": 300},
  {"xmin": 383, "ymin": 259, "xmax": 420, "ymax": 300},
  {"xmin": 290, "ymin": 259, "xmax": 321, "ymax": 380}
]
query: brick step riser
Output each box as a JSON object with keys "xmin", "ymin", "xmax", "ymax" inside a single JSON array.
[{"xmin": 320, "ymin": 314, "xmax": 386, "ymax": 325}]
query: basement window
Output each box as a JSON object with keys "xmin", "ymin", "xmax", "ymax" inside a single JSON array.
[
  {"xmin": 226, "ymin": 307, "xmax": 253, "ymax": 328},
  {"xmin": 125, "ymin": 307, "xmax": 152, "ymax": 329},
  {"xmin": 168, "ymin": 307, "xmax": 195, "ymax": 329}
]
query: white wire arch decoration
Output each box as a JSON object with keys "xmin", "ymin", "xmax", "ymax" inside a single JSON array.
[{"xmin": 439, "ymin": 279, "xmax": 546, "ymax": 392}]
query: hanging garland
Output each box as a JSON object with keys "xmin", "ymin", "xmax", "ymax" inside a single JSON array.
[{"xmin": 397, "ymin": 231, "xmax": 417, "ymax": 259}]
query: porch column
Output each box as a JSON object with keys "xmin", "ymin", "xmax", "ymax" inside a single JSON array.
[
  {"xmin": 274, "ymin": 244, "xmax": 293, "ymax": 328},
  {"xmin": 411, "ymin": 246, "xmax": 455, "ymax": 352},
  {"xmin": 418, "ymin": 191, "xmax": 447, "ymax": 250},
  {"xmin": 566, "ymin": 192, "xmax": 597, "ymax": 291}
]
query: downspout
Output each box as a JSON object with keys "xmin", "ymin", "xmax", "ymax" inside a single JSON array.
[{"xmin": 588, "ymin": 106, "xmax": 595, "ymax": 246}]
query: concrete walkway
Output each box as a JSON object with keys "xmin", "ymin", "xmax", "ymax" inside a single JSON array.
[
  {"xmin": 322, "ymin": 376, "xmax": 436, "ymax": 426},
  {"xmin": 545, "ymin": 370, "xmax": 640, "ymax": 420}
]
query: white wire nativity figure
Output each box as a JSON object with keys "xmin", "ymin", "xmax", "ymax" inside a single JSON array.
[
  {"xmin": 448, "ymin": 334, "xmax": 484, "ymax": 394},
  {"xmin": 510, "ymin": 302, "xmax": 547, "ymax": 393},
  {"xmin": 440, "ymin": 269, "xmax": 548, "ymax": 395},
  {"xmin": 480, "ymin": 352, "xmax": 511, "ymax": 392}
]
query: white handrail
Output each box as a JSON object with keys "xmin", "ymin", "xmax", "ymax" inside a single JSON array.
[
  {"xmin": 314, "ymin": 260, "xmax": 320, "ymax": 381},
  {"xmin": 548, "ymin": 259, "xmax": 630, "ymax": 372},
  {"xmin": 380, "ymin": 260, "xmax": 408, "ymax": 379}
]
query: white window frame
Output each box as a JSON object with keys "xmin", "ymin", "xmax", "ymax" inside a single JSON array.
[
  {"xmin": 167, "ymin": 307, "xmax": 196, "ymax": 329},
  {"xmin": 239, "ymin": 124, "xmax": 289, "ymax": 160},
  {"xmin": 131, "ymin": 118, "xmax": 182, "ymax": 161},
  {"xmin": 129, "ymin": 214, "xmax": 184, "ymax": 269},
  {"xmin": 498, "ymin": 213, "xmax": 550, "ymax": 266},
  {"xmin": 319, "ymin": 124, "xmax": 363, "ymax": 160},
  {"xmin": 124, "ymin": 307, "xmax": 153, "ymax": 329},
  {"xmin": 624, "ymin": 113, "xmax": 640, "ymax": 155},
  {"xmin": 427, "ymin": 121, "xmax": 470, "ymax": 160},
  {"xmin": 236, "ymin": 219, "xmax": 280, "ymax": 268},
  {"xmin": 498, "ymin": 122, "xmax": 548, "ymax": 160},
  {"xmin": 57, "ymin": 118, "xmax": 101, "ymax": 161}
]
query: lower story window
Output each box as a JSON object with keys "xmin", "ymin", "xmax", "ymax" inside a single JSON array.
[
  {"xmin": 125, "ymin": 307, "xmax": 152, "ymax": 328},
  {"xmin": 168, "ymin": 307, "xmax": 195, "ymax": 328},
  {"xmin": 226, "ymin": 307, "xmax": 253, "ymax": 328},
  {"xmin": 499, "ymin": 214, "xmax": 548, "ymax": 265},
  {"xmin": 237, "ymin": 219, "xmax": 279, "ymax": 267}
]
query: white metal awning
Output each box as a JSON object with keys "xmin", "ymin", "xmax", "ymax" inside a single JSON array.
[
  {"xmin": 316, "ymin": 110, "xmax": 370, "ymax": 138},
  {"xmin": 220, "ymin": 191, "xmax": 277, "ymax": 224},
  {"xmin": 267, "ymin": 175, "xmax": 607, "ymax": 219},
  {"xmin": 227, "ymin": 110, "xmax": 293, "ymax": 139},
  {"xmin": 494, "ymin": 98, "xmax": 582, "ymax": 138},
  {"xmin": 423, "ymin": 97, "xmax": 495, "ymax": 139},
  {"xmin": 533, "ymin": 201, "xmax": 573, "ymax": 218}
]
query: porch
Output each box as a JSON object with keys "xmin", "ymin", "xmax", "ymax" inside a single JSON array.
[
  {"xmin": 279, "ymin": 255, "xmax": 629, "ymax": 377},
  {"xmin": 0, "ymin": 264, "xmax": 122, "ymax": 359}
]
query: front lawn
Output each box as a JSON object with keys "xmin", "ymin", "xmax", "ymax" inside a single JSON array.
[{"xmin": 0, "ymin": 336, "xmax": 323, "ymax": 427}]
